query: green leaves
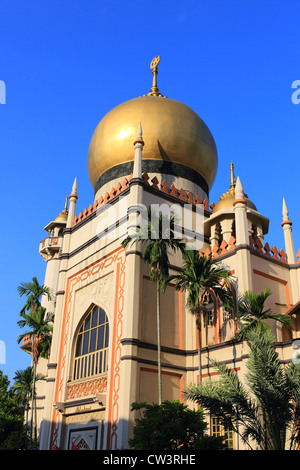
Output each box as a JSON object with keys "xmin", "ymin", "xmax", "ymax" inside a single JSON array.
[
  {"xmin": 185, "ymin": 329, "xmax": 300, "ymax": 450},
  {"xmin": 17, "ymin": 306, "xmax": 53, "ymax": 362},
  {"xmin": 129, "ymin": 400, "xmax": 224, "ymax": 450},
  {"xmin": 122, "ymin": 207, "xmax": 185, "ymax": 285},
  {"xmin": 236, "ymin": 289, "xmax": 292, "ymax": 340},
  {"xmin": 0, "ymin": 371, "xmax": 24, "ymax": 449},
  {"xmin": 18, "ymin": 276, "xmax": 52, "ymax": 315}
]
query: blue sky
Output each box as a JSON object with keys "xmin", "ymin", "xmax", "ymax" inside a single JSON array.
[{"xmin": 1, "ymin": 0, "xmax": 300, "ymax": 383}]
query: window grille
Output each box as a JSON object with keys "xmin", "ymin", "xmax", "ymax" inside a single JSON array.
[{"xmin": 73, "ymin": 306, "xmax": 109, "ymax": 381}]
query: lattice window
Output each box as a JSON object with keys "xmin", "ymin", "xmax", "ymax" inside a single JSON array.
[
  {"xmin": 202, "ymin": 291, "xmax": 214, "ymax": 328},
  {"xmin": 203, "ymin": 309, "xmax": 214, "ymax": 328},
  {"xmin": 68, "ymin": 427, "xmax": 98, "ymax": 450},
  {"xmin": 211, "ymin": 416, "xmax": 234, "ymax": 449},
  {"xmin": 73, "ymin": 305, "xmax": 109, "ymax": 381}
]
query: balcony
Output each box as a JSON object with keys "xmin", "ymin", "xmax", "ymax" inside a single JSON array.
[
  {"xmin": 20, "ymin": 334, "xmax": 33, "ymax": 354},
  {"xmin": 39, "ymin": 236, "xmax": 62, "ymax": 260}
]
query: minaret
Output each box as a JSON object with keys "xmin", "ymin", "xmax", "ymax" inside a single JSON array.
[
  {"xmin": 233, "ymin": 176, "xmax": 253, "ymax": 294},
  {"xmin": 67, "ymin": 177, "xmax": 78, "ymax": 228},
  {"xmin": 281, "ymin": 198, "xmax": 296, "ymax": 264}
]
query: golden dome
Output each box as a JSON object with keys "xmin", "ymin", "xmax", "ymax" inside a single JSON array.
[
  {"xmin": 212, "ymin": 163, "xmax": 257, "ymax": 213},
  {"xmin": 87, "ymin": 57, "xmax": 218, "ymax": 192}
]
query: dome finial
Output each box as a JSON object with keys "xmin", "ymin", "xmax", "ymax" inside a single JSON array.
[
  {"xmin": 63, "ymin": 196, "xmax": 68, "ymax": 213},
  {"xmin": 148, "ymin": 56, "xmax": 164, "ymax": 97},
  {"xmin": 230, "ymin": 162, "xmax": 235, "ymax": 188}
]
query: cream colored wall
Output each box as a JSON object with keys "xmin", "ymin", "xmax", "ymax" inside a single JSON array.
[
  {"xmin": 138, "ymin": 367, "xmax": 182, "ymax": 404},
  {"xmin": 141, "ymin": 277, "xmax": 180, "ymax": 348}
]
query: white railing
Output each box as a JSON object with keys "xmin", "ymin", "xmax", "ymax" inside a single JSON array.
[{"xmin": 73, "ymin": 348, "xmax": 109, "ymax": 381}]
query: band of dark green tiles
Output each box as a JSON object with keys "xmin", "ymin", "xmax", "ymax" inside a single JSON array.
[{"xmin": 94, "ymin": 160, "xmax": 209, "ymax": 196}]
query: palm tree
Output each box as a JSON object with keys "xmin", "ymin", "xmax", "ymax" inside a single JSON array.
[
  {"xmin": 11, "ymin": 367, "xmax": 45, "ymax": 449},
  {"xmin": 184, "ymin": 328, "xmax": 300, "ymax": 450},
  {"xmin": 17, "ymin": 277, "xmax": 52, "ymax": 446},
  {"xmin": 18, "ymin": 276, "xmax": 52, "ymax": 315},
  {"xmin": 165, "ymin": 251, "xmax": 233, "ymax": 384},
  {"xmin": 17, "ymin": 307, "xmax": 54, "ymax": 446},
  {"xmin": 122, "ymin": 207, "xmax": 185, "ymax": 404},
  {"xmin": 236, "ymin": 288, "xmax": 291, "ymax": 341}
]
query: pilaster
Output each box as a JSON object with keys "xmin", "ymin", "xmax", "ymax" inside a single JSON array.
[{"xmin": 118, "ymin": 124, "xmax": 145, "ymax": 449}]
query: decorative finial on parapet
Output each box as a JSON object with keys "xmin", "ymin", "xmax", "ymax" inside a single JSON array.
[
  {"xmin": 281, "ymin": 197, "xmax": 296, "ymax": 263},
  {"xmin": 282, "ymin": 198, "xmax": 289, "ymax": 221},
  {"xmin": 282, "ymin": 197, "xmax": 292, "ymax": 226},
  {"xmin": 134, "ymin": 122, "xmax": 144, "ymax": 145},
  {"xmin": 148, "ymin": 56, "xmax": 164, "ymax": 97},
  {"xmin": 67, "ymin": 177, "xmax": 78, "ymax": 228},
  {"xmin": 70, "ymin": 177, "xmax": 78, "ymax": 199},
  {"xmin": 234, "ymin": 176, "xmax": 245, "ymax": 200},
  {"xmin": 133, "ymin": 123, "xmax": 144, "ymax": 179}
]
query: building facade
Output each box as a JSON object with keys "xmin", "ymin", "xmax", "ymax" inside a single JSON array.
[{"xmin": 22, "ymin": 58, "xmax": 300, "ymax": 450}]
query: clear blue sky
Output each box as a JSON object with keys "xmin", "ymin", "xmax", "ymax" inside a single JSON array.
[{"xmin": 1, "ymin": 0, "xmax": 300, "ymax": 383}]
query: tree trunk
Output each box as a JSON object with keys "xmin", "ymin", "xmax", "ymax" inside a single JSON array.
[
  {"xmin": 30, "ymin": 349, "xmax": 37, "ymax": 447},
  {"xmin": 24, "ymin": 399, "xmax": 29, "ymax": 449},
  {"xmin": 196, "ymin": 312, "xmax": 202, "ymax": 384},
  {"xmin": 157, "ymin": 281, "xmax": 162, "ymax": 405}
]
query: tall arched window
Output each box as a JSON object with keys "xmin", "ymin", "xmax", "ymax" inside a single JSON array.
[{"xmin": 73, "ymin": 305, "xmax": 109, "ymax": 381}]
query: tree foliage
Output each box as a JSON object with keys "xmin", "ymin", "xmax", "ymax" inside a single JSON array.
[
  {"xmin": 164, "ymin": 250, "xmax": 233, "ymax": 382},
  {"xmin": 129, "ymin": 400, "xmax": 225, "ymax": 450},
  {"xmin": 17, "ymin": 276, "xmax": 51, "ymax": 315},
  {"xmin": 236, "ymin": 288, "xmax": 291, "ymax": 340},
  {"xmin": 17, "ymin": 276, "xmax": 53, "ymax": 448},
  {"xmin": 0, "ymin": 371, "xmax": 25, "ymax": 450},
  {"xmin": 185, "ymin": 329, "xmax": 300, "ymax": 450}
]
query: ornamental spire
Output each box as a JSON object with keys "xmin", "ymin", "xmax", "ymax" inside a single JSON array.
[
  {"xmin": 230, "ymin": 162, "xmax": 236, "ymax": 188},
  {"xmin": 148, "ymin": 56, "xmax": 164, "ymax": 97},
  {"xmin": 282, "ymin": 197, "xmax": 290, "ymax": 223}
]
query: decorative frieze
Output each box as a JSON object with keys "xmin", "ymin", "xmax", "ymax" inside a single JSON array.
[{"xmin": 66, "ymin": 376, "xmax": 108, "ymax": 400}]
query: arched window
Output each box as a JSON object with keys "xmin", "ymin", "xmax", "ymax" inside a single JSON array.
[{"xmin": 73, "ymin": 305, "xmax": 109, "ymax": 381}]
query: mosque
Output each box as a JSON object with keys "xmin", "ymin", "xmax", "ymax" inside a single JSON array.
[{"xmin": 21, "ymin": 57, "xmax": 300, "ymax": 450}]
